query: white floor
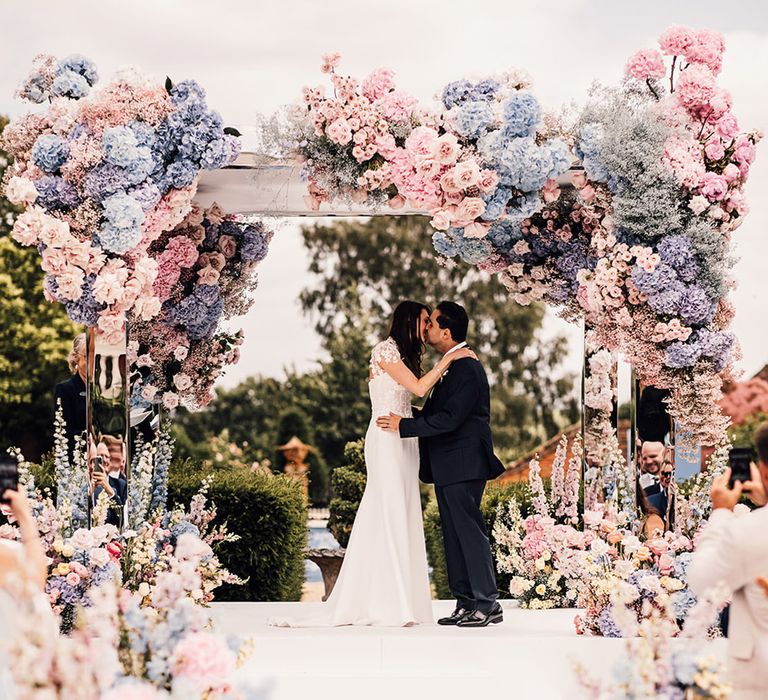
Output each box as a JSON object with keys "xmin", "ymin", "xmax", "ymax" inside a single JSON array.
[{"xmin": 209, "ymin": 600, "xmax": 727, "ymax": 700}]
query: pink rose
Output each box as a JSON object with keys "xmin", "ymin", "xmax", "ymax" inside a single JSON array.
[
  {"xmin": 174, "ymin": 346, "xmax": 189, "ymax": 361},
  {"xmin": 162, "ymin": 392, "xmax": 180, "ymax": 410},
  {"xmin": 698, "ymin": 172, "xmax": 728, "ymax": 201},
  {"xmin": 453, "ymin": 197, "xmax": 485, "ymax": 225},
  {"xmin": 439, "ymin": 171, "xmax": 462, "ymax": 194},
  {"xmin": 320, "ymin": 52, "xmax": 341, "ymax": 74},
  {"xmin": 433, "ymin": 133, "xmax": 460, "ymax": 165},
  {"xmin": 477, "ymin": 169, "xmax": 499, "ymax": 193},
  {"xmin": 463, "ymin": 222, "xmax": 489, "ymax": 239},
  {"xmin": 57, "ymin": 267, "xmax": 86, "ymax": 301},
  {"xmin": 66, "ymin": 572, "xmax": 81, "ymax": 586},
  {"xmin": 41, "ymin": 247, "xmax": 69, "ymax": 274},
  {"xmin": 657, "ymin": 552, "xmax": 675, "ymax": 575},
  {"xmin": 97, "ymin": 311, "xmax": 126, "ymax": 344},
  {"xmin": 430, "ymin": 210, "xmax": 452, "ymax": 231},
  {"xmin": 726, "ymin": 191, "xmax": 749, "ymax": 216},
  {"xmin": 388, "ymin": 194, "xmax": 406, "ymax": 209},
  {"xmin": 733, "ymin": 137, "xmax": 756, "ymax": 165},
  {"xmin": 11, "ymin": 209, "xmax": 44, "ymax": 246},
  {"xmin": 688, "ymin": 194, "xmax": 710, "ymax": 214},
  {"xmin": 453, "ymin": 160, "xmax": 481, "ymax": 189},
  {"xmin": 704, "ymin": 139, "xmax": 725, "ymax": 161},
  {"xmin": 38, "ymin": 217, "xmax": 71, "ymax": 247},
  {"xmin": 325, "ymin": 118, "xmax": 353, "ymax": 146},
  {"xmin": 625, "ymin": 49, "xmax": 666, "ymax": 80},
  {"xmin": 197, "ymin": 266, "xmax": 220, "ymax": 285}
]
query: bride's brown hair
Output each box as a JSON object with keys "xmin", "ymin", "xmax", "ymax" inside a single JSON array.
[{"xmin": 388, "ymin": 300, "xmax": 430, "ymax": 378}]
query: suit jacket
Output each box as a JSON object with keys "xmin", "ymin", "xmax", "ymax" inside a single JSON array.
[
  {"xmin": 688, "ymin": 506, "xmax": 768, "ymax": 697},
  {"xmin": 53, "ymin": 374, "xmax": 87, "ymax": 453},
  {"xmin": 398, "ymin": 358, "xmax": 505, "ymax": 486}
]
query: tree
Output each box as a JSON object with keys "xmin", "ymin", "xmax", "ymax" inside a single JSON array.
[
  {"xmin": 300, "ymin": 216, "xmax": 579, "ymax": 458},
  {"xmin": 274, "ymin": 407, "xmax": 330, "ymax": 507},
  {"xmin": 0, "ymin": 115, "xmax": 78, "ymax": 460},
  {"xmin": 327, "ymin": 439, "xmax": 367, "ymax": 548}
]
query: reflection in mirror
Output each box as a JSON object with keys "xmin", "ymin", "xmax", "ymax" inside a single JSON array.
[
  {"xmin": 582, "ymin": 326, "xmax": 619, "ymax": 511},
  {"xmin": 86, "ymin": 327, "xmax": 129, "ymax": 529},
  {"xmin": 632, "ymin": 370, "xmax": 676, "ymax": 534}
]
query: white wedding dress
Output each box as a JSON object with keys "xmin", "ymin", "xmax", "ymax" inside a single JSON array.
[{"xmin": 270, "ymin": 337, "xmax": 433, "ymax": 627}]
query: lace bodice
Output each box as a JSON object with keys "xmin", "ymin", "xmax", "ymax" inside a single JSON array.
[{"xmin": 368, "ymin": 338, "xmax": 412, "ymax": 418}]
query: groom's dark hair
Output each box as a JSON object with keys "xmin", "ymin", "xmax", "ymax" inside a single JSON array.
[{"xmin": 435, "ymin": 301, "xmax": 468, "ymax": 343}]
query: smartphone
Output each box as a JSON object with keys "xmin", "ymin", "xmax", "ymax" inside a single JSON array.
[
  {"xmin": 728, "ymin": 447, "xmax": 754, "ymax": 488},
  {"xmin": 93, "ymin": 455, "xmax": 106, "ymax": 475},
  {"xmin": 0, "ymin": 459, "xmax": 19, "ymax": 504}
]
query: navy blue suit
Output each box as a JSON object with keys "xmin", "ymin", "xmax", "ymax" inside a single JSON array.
[{"xmin": 399, "ymin": 357, "xmax": 504, "ymax": 613}]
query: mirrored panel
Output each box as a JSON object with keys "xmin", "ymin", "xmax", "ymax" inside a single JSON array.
[{"xmin": 86, "ymin": 327, "xmax": 129, "ymax": 529}]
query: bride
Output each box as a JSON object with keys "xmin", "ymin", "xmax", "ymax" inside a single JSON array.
[{"xmin": 270, "ymin": 300, "xmax": 475, "ymax": 627}]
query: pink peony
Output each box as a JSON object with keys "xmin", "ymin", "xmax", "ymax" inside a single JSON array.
[
  {"xmin": 733, "ymin": 137, "xmax": 756, "ymax": 165},
  {"xmin": 716, "ymin": 112, "xmax": 739, "ymax": 140},
  {"xmin": 56, "ymin": 267, "xmax": 86, "ymax": 301},
  {"xmin": 374, "ymin": 133, "xmax": 397, "ymax": 159},
  {"xmin": 325, "ymin": 118, "xmax": 353, "ymax": 145},
  {"xmin": 41, "ymin": 247, "xmax": 69, "ymax": 275},
  {"xmin": 698, "ymin": 171, "xmax": 729, "ymax": 201},
  {"xmin": 362, "ymin": 68, "xmax": 395, "ymax": 101},
  {"xmin": 453, "ymin": 160, "xmax": 481, "ymax": 189},
  {"xmin": 675, "ymin": 64, "xmax": 716, "ymax": 113},
  {"xmin": 722, "ymin": 163, "xmax": 741, "ymax": 183},
  {"xmin": 463, "ymin": 222, "xmax": 489, "ymax": 239},
  {"xmin": 38, "ymin": 216, "xmax": 71, "ymax": 248},
  {"xmin": 625, "ymin": 49, "xmax": 666, "ymax": 80},
  {"xmin": 405, "ymin": 126, "xmax": 439, "ymax": 160},
  {"xmin": 11, "ymin": 208, "xmax": 46, "ymax": 246},
  {"xmin": 704, "ymin": 139, "xmax": 725, "ymax": 161},
  {"xmin": 169, "ymin": 632, "xmax": 236, "ymax": 689},
  {"xmin": 94, "ymin": 263, "xmax": 130, "ymax": 305},
  {"xmin": 97, "ymin": 311, "xmax": 126, "ymax": 345}
]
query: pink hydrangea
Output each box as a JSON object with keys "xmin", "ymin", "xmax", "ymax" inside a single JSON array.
[
  {"xmin": 658, "ymin": 25, "xmax": 696, "ymax": 57},
  {"xmin": 361, "ymin": 68, "xmax": 395, "ymax": 101},
  {"xmin": 169, "ymin": 632, "xmax": 236, "ymax": 689},
  {"xmin": 685, "ymin": 28, "xmax": 725, "ymax": 75},
  {"xmin": 377, "ymin": 90, "xmax": 418, "ymax": 123},
  {"xmin": 675, "ymin": 64, "xmax": 716, "ymax": 113},
  {"xmin": 662, "ymin": 136, "xmax": 706, "ymax": 189},
  {"xmin": 698, "ymin": 171, "xmax": 729, "ymax": 201},
  {"xmin": 625, "ymin": 49, "xmax": 666, "ymax": 81}
]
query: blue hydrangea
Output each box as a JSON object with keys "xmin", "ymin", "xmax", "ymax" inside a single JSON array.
[
  {"xmin": 99, "ymin": 223, "xmax": 142, "ymax": 254},
  {"xmin": 481, "ymin": 187, "xmax": 512, "ymax": 222},
  {"xmin": 677, "ymin": 285, "xmax": 715, "ymax": 326},
  {"xmin": 19, "ymin": 75, "xmax": 47, "ymax": 103},
  {"xmin": 432, "ymin": 231, "xmax": 459, "ymax": 258},
  {"xmin": 129, "ymin": 181, "xmax": 162, "ymax": 211},
  {"xmin": 35, "ymin": 175, "xmax": 80, "ymax": 211},
  {"xmin": 31, "ymin": 134, "xmax": 69, "ymax": 173},
  {"xmin": 103, "ymin": 193, "xmax": 144, "ymax": 230},
  {"xmin": 507, "ymin": 191, "xmax": 542, "ymax": 218},
  {"xmin": 201, "ymin": 138, "xmax": 231, "ymax": 169},
  {"xmin": 170, "ymin": 79, "xmax": 207, "ymax": 105},
  {"xmin": 665, "ymin": 340, "xmax": 702, "ymax": 369},
  {"xmin": 631, "ymin": 262, "xmax": 679, "ymax": 296},
  {"xmin": 646, "ymin": 282, "xmax": 686, "ymax": 316},
  {"xmin": 66, "ymin": 274, "xmax": 104, "ymax": 326},
  {"xmin": 57, "ymin": 54, "xmax": 98, "ymax": 85},
  {"xmin": 473, "ymin": 79, "xmax": 499, "ymax": 101},
  {"xmin": 596, "ymin": 607, "xmax": 622, "ymax": 637},
  {"xmin": 502, "ymin": 92, "xmax": 541, "ymax": 137},
  {"xmin": 454, "ymin": 101, "xmax": 494, "ymax": 139},
  {"xmin": 670, "ymin": 588, "xmax": 697, "ymax": 621},
  {"xmin": 167, "ymin": 158, "xmax": 198, "ymax": 188},
  {"xmin": 442, "ymin": 80, "xmax": 474, "ymax": 109},
  {"xmin": 129, "ymin": 120, "xmax": 157, "ymax": 149},
  {"xmin": 83, "ymin": 163, "xmax": 132, "ymax": 201},
  {"xmin": 52, "ymin": 71, "xmax": 90, "ymax": 99},
  {"xmin": 459, "ymin": 238, "xmax": 492, "ymax": 265},
  {"xmin": 240, "ymin": 230, "xmax": 269, "ymax": 262},
  {"xmin": 548, "ymin": 139, "xmax": 572, "ymax": 177},
  {"xmin": 171, "ymin": 520, "xmax": 200, "ymax": 541},
  {"xmin": 103, "ymin": 126, "xmax": 140, "ymax": 167}
]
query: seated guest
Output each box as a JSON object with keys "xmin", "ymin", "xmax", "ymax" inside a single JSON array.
[
  {"xmin": 89, "ymin": 437, "xmax": 127, "ymax": 528},
  {"xmin": 636, "ymin": 477, "xmax": 664, "ymax": 538},
  {"xmin": 53, "ymin": 333, "xmax": 87, "ymax": 459},
  {"xmin": 638, "ymin": 440, "xmax": 665, "ymax": 492},
  {"xmin": 688, "ymin": 422, "xmax": 768, "ymax": 699}
]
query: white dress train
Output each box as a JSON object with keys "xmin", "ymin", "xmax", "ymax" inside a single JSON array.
[{"xmin": 270, "ymin": 338, "xmax": 433, "ymax": 627}]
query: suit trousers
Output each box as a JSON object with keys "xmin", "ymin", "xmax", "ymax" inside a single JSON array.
[{"xmin": 435, "ymin": 479, "xmax": 498, "ymax": 613}]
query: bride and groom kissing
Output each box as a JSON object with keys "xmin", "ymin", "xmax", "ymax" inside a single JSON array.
[{"xmin": 271, "ymin": 300, "xmax": 505, "ymax": 629}]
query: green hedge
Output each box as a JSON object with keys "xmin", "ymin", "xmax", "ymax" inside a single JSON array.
[
  {"xmin": 328, "ymin": 439, "xmax": 366, "ymax": 548},
  {"xmin": 168, "ymin": 461, "xmax": 307, "ymax": 602},
  {"xmin": 424, "ymin": 480, "xmax": 533, "ymax": 600}
]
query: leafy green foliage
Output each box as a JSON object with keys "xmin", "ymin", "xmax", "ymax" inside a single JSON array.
[
  {"xmin": 168, "ymin": 460, "xmax": 307, "ymax": 601},
  {"xmin": 327, "ymin": 439, "xmax": 366, "ymax": 548}
]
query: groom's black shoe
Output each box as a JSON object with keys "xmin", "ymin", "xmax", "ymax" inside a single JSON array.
[
  {"xmin": 456, "ymin": 603, "xmax": 503, "ymax": 628},
  {"xmin": 437, "ymin": 607, "xmax": 471, "ymax": 626}
]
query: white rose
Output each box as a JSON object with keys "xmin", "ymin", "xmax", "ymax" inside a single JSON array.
[
  {"xmin": 89, "ymin": 547, "xmax": 110, "ymax": 568},
  {"xmin": 5, "ymin": 176, "xmax": 38, "ymax": 206},
  {"xmin": 138, "ymin": 582, "xmax": 151, "ymax": 598},
  {"xmin": 69, "ymin": 528, "xmax": 95, "ymax": 550}
]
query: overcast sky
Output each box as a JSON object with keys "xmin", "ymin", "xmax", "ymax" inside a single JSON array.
[{"xmin": 2, "ymin": 0, "xmax": 766, "ymax": 392}]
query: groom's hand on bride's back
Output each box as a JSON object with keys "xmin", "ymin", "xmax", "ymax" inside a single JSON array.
[{"xmin": 376, "ymin": 412, "xmax": 402, "ymax": 432}]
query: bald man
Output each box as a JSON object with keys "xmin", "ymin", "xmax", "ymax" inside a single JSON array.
[{"xmin": 639, "ymin": 440, "xmax": 665, "ymax": 491}]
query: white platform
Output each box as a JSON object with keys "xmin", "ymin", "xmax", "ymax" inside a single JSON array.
[{"xmin": 209, "ymin": 600, "xmax": 727, "ymax": 700}]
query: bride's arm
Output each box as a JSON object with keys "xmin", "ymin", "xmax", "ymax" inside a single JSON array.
[{"xmin": 378, "ymin": 349, "xmax": 474, "ymax": 398}]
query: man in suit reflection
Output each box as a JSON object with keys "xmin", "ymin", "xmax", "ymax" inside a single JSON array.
[{"xmin": 89, "ymin": 437, "xmax": 127, "ymax": 528}]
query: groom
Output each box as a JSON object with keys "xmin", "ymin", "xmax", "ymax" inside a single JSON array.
[{"xmin": 377, "ymin": 301, "xmax": 505, "ymax": 628}]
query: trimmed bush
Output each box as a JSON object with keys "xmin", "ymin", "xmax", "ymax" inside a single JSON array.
[
  {"xmin": 328, "ymin": 439, "xmax": 366, "ymax": 548},
  {"xmin": 168, "ymin": 460, "xmax": 307, "ymax": 602},
  {"xmin": 424, "ymin": 480, "xmax": 533, "ymax": 600}
]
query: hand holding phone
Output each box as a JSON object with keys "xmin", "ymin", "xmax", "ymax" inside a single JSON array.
[
  {"xmin": 0, "ymin": 460, "xmax": 19, "ymax": 504},
  {"xmin": 728, "ymin": 447, "xmax": 754, "ymax": 488}
]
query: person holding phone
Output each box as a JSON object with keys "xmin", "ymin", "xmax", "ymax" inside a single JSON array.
[
  {"xmin": 688, "ymin": 422, "xmax": 768, "ymax": 698},
  {"xmin": 89, "ymin": 438, "xmax": 127, "ymax": 528}
]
